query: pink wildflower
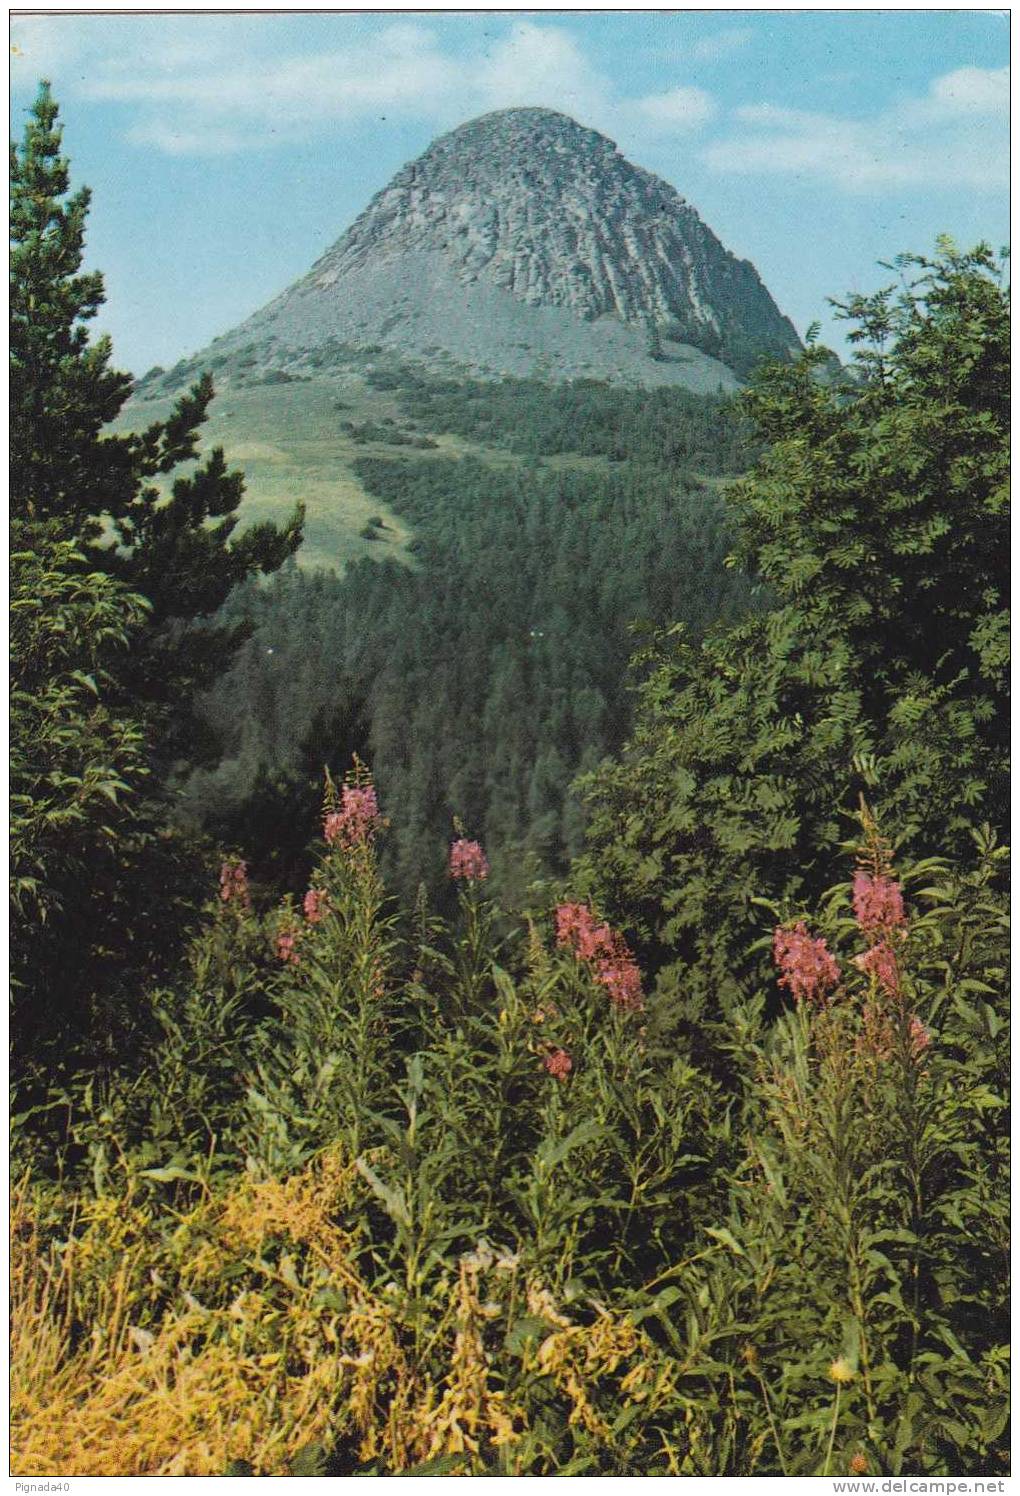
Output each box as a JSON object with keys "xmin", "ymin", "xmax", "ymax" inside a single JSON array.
[
  {"xmin": 556, "ymin": 902, "xmax": 644, "ymax": 1011},
  {"xmin": 324, "ymin": 783, "xmax": 382, "ymax": 849},
  {"xmin": 219, "ymin": 858, "xmax": 250, "ymax": 909},
  {"xmin": 596, "ymin": 950, "xmax": 644, "ymax": 1012},
  {"xmin": 544, "ymin": 1048, "xmax": 573, "ymax": 1081},
  {"xmin": 854, "ymin": 941, "xmax": 901, "ymax": 998},
  {"xmin": 303, "ymin": 888, "xmax": 329, "ymax": 925},
  {"xmin": 773, "ymin": 922, "xmax": 840, "ymax": 1006},
  {"xmin": 556, "ymin": 897, "xmax": 613, "ymax": 957},
  {"xmin": 852, "ymin": 872, "xmax": 906, "ymax": 937},
  {"xmin": 555, "ymin": 902, "xmax": 613, "ymax": 962},
  {"xmin": 579, "ymin": 922, "xmax": 615, "ymax": 964},
  {"xmin": 449, "ymin": 838, "xmax": 490, "ymax": 881},
  {"xmin": 909, "ymin": 1015, "xmax": 932, "ymax": 1060},
  {"xmin": 276, "ymin": 928, "xmax": 300, "ymax": 966},
  {"xmin": 555, "ymin": 902, "xmax": 595, "ymax": 950}
]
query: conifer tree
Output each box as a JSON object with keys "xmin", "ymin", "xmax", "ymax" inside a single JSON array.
[
  {"xmin": 10, "ymin": 82, "xmax": 303, "ymax": 756},
  {"xmin": 10, "ymin": 82, "xmax": 303, "ymax": 1049}
]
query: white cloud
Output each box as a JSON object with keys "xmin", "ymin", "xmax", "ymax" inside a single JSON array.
[
  {"xmin": 705, "ymin": 66, "xmax": 1008, "ymax": 192},
  {"xmin": 634, "ymin": 85, "xmax": 717, "ymax": 132},
  {"xmin": 52, "ymin": 17, "xmax": 609, "ymax": 149},
  {"xmin": 16, "ymin": 14, "xmax": 713, "ymax": 157},
  {"xmin": 474, "ymin": 21, "xmax": 610, "ymax": 121},
  {"xmin": 929, "ymin": 63, "xmax": 1009, "ymax": 116},
  {"xmin": 83, "ymin": 22, "xmax": 463, "ymax": 140}
]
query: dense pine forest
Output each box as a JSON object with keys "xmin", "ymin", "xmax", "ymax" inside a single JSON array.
[
  {"xmin": 10, "ymin": 86, "xmax": 1009, "ymax": 1478},
  {"xmin": 181, "ymin": 429, "xmax": 757, "ymax": 904}
]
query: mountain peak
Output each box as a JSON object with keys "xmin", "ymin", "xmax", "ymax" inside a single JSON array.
[
  {"xmin": 432, "ymin": 106, "xmax": 614, "ymax": 148},
  {"xmin": 224, "ymin": 110, "xmax": 800, "ymax": 386},
  {"xmin": 414, "ymin": 108, "xmax": 626, "ymax": 189}
]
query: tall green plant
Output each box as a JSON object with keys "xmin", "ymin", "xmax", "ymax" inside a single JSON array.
[
  {"xmin": 652, "ymin": 818, "xmax": 1009, "ymax": 1475},
  {"xmin": 241, "ymin": 770, "xmax": 399, "ymax": 1173}
]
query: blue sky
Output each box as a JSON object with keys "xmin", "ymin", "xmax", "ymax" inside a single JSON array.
[{"xmin": 10, "ymin": 9, "xmax": 1010, "ymax": 373}]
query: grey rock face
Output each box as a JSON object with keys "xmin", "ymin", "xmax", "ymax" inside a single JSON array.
[{"xmin": 225, "ymin": 108, "xmax": 801, "ymax": 385}]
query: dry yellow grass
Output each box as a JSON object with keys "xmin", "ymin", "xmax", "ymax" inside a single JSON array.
[
  {"xmin": 12, "ymin": 1147, "xmax": 667, "ymax": 1476},
  {"xmin": 10, "ymin": 1155, "xmax": 368, "ymax": 1475},
  {"xmin": 9, "ymin": 1152, "xmax": 522, "ymax": 1475}
]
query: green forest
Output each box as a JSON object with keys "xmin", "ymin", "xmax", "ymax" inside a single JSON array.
[
  {"xmin": 181, "ymin": 448, "xmax": 756, "ymax": 906},
  {"xmin": 10, "ymin": 86, "xmax": 1010, "ymax": 1478}
]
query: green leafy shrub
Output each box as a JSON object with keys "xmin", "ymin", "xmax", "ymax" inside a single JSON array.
[
  {"xmin": 10, "ymin": 541, "xmax": 149, "ymax": 1043},
  {"xmin": 578, "ymin": 243, "xmax": 1009, "ymax": 1035}
]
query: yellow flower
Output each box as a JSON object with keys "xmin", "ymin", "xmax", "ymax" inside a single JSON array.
[{"xmin": 828, "ymin": 1357, "xmax": 855, "ymax": 1384}]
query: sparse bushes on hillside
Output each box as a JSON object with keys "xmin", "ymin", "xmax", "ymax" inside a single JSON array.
[
  {"xmin": 341, "ymin": 418, "xmax": 438, "ymax": 447},
  {"xmin": 386, "ymin": 368, "xmax": 757, "ymax": 471}
]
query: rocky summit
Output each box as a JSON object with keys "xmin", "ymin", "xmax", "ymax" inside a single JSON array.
[{"xmin": 218, "ymin": 108, "xmax": 801, "ymax": 388}]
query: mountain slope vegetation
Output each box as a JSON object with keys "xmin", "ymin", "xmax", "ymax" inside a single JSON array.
[{"xmin": 181, "ymin": 437, "xmax": 756, "ymax": 902}]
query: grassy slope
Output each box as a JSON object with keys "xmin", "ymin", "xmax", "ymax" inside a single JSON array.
[
  {"xmin": 115, "ymin": 355, "xmax": 616, "ymax": 573},
  {"xmin": 118, "ymin": 372, "xmax": 415, "ymax": 573}
]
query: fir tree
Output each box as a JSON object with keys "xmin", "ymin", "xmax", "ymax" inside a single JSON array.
[
  {"xmin": 10, "ymin": 82, "xmax": 303, "ymax": 758},
  {"xmin": 10, "ymin": 83, "xmax": 303, "ymax": 1051}
]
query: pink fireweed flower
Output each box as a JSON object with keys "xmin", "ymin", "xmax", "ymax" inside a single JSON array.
[
  {"xmin": 303, "ymin": 888, "xmax": 329, "ymax": 925},
  {"xmin": 555, "ymin": 902, "xmax": 613, "ymax": 962},
  {"xmin": 556, "ymin": 902, "xmax": 644, "ymax": 1011},
  {"xmin": 596, "ymin": 950, "xmax": 644, "ymax": 1012},
  {"xmin": 324, "ymin": 783, "xmax": 382, "ymax": 849},
  {"xmin": 449, "ymin": 838, "xmax": 490, "ymax": 880},
  {"xmin": 276, "ymin": 928, "xmax": 300, "ymax": 965},
  {"xmin": 909, "ymin": 1015, "xmax": 932, "ymax": 1060},
  {"xmin": 773, "ymin": 922, "xmax": 840, "ymax": 1006},
  {"xmin": 854, "ymin": 941, "xmax": 901, "ymax": 998},
  {"xmin": 852, "ymin": 872, "xmax": 906, "ymax": 937},
  {"xmin": 578, "ymin": 922, "xmax": 615, "ymax": 964},
  {"xmin": 544, "ymin": 1048, "xmax": 573, "ymax": 1081},
  {"xmin": 555, "ymin": 902, "xmax": 594, "ymax": 950},
  {"xmin": 219, "ymin": 858, "xmax": 250, "ymax": 909}
]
